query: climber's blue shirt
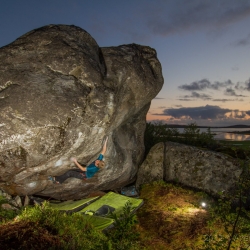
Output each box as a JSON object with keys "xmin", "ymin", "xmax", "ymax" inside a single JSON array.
[{"xmin": 86, "ymin": 154, "xmax": 103, "ymax": 178}]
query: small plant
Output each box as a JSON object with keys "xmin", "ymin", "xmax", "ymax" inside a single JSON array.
[
  {"xmin": 1, "ymin": 201, "xmax": 110, "ymax": 249},
  {"xmin": 107, "ymin": 201, "xmax": 140, "ymax": 249},
  {"xmin": 0, "ymin": 196, "xmax": 19, "ymax": 224},
  {"xmin": 202, "ymin": 159, "xmax": 250, "ymax": 249}
]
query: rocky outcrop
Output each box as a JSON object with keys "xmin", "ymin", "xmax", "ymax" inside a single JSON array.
[
  {"xmin": 0, "ymin": 25, "xmax": 164, "ymax": 200},
  {"xmin": 136, "ymin": 142, "xmax": 242, "ymax": 197}
]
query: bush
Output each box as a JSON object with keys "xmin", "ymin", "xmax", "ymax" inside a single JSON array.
[
  {"xmin": 203, "ymin": 160, "xmax": 250, "ymax": 249},
  {"xmin": 1, "ymin": 201, "xmax": 109, "ymax": 249},
  {"xmin": 107, "ymin": 201, "xmax": 141, "ymax": 250},
  {"xmin": 144, "ymin": 122, "xmax": 217, "ymax": 157},
  {"xmin": 0, "ymin": 196, "xmax": 19, "ymax": 224},
  {"xmin": 0, "ymin": 200, "xmax": 142, "ymax": 249},
  {"xmin": 144, "ymin": 122, "xmax": 180, "ymax": 157}
]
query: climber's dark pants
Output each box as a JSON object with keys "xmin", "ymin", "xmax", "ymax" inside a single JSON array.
[{"xmin": 55, "ymin": 169, "xmax": 87, "ymax": 183}]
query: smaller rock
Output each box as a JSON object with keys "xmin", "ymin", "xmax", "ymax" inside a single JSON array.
[
  {"xmin": 24, "ymin": 195, "xmax": 30, "ymax": 206},
  {"xmin": 1, "ymin": 191, "xmax": 12, "ymax": 200},
  {"xmin": 30, "ymin": 196, "xmax": 46, "ymax": 205},
  {"xmin": 136, "ymin": 141, "xmax": 242, "ymax": 197},
  {"xmin": 14, "ymin": 196, "xmax": 23, "ymax": 207},
  {"xmin": 1, "ymin": 203, "xmax": 19, "ymax": 211}
]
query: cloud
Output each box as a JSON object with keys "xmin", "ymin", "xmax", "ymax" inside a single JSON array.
[
  {"xmin": 179, "ymin": 91, "xmax": 211, "ymax": 100},
  {"xmin": 224, "ymin": 88, "xmax": 247, "ymax": 97},
  {"xmin": 158, "ymin": 105, "xmax": 231, "ymax": 119},
  {"xmin": 154, "ymin": 97, "xmax": 165, "ymax": 99},
  {"xmin": 153, "ymin": 105, "xmax": 250, "ymax": 125},
  {"xmin": 235, "ymin": 79, "xmax": 250, "ymax": 91},
  {"xmin": 177, "ymin": 98, "xmax": 194, "ymax": 101},
  {"xmin": 145, "ymin": 0, "xmax": 250, "ymax": 36},
  {"xmin": 231, "ymin": 111, "xmax": 247, "ymax": 119},
  {"xmin": 234, "ymin": 33, "xmax": 250, "ymax": 46},
  {"xmin": 212, "ymin": 98, "xmax": 243, "ymax": 102},
  {"xmin": 179, "ymin": 79, "xmax": 211, "ymax": 91},
  {"xmin": 231, "ymin": 66, "xmax": 239, "ymax": 71},
  {"xmin": 179, "ymin": 79, "xmax": 233, "ymax": 91},
  {"xmin": 235, "ymin": 82, "xmax": 244, "ymax": 90},
  {"xmin": 245, "ymin": 79, "xmax": 250, "ymax": 91}
]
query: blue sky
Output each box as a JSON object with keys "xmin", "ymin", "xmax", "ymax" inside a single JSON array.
[{"xmin": 1, "ymin": 0, "xmax": 250, "ymax": 126}]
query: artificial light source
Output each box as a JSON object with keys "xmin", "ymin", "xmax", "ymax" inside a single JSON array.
[{"xmin": 201, "ymin": 202, "xmax": 206, "ymax": 208}]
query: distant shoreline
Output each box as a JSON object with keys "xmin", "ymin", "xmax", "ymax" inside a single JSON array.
[{"xmin": 164, "ymin": 124, "xmax": 250, "ymax": 129}]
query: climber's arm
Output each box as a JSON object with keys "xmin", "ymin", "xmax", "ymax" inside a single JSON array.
[
  {"xmin": 72, "ymin": 158, "xmax": 87, "ymax": 171},
  {"xmin": 100, "ymin": 137, "xmax": 108, "ymax": 155}
]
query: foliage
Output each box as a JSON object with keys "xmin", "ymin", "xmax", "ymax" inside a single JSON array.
[
  {"xmin": 1, "ymin": 201, "xmax": 109, "ymax": 249},
  {"xmin": 137, "ymin": 181, "xmax": 212, "ymax": 249},
  {"xmin": 144, "ymin": 122, "xmax": 250, "ymax": 160},
  {"xmin": 144, "ymin": 122, "xmax": 169, "ymax": 156},
  {"xmin": 107, "ymin": 201, "xmax": 141, "ymax": 250},
  {"xmin": 219, "ymin": 140, "xmax": 250, "ymax": 151},
  {"xmin": 0, "ymin": 196, "xmax": 19, "ymax": 224},
  {"xmin": 202, "ymin": 159, "xmax": 250, "ymax": 249},
  {"xmin": 0, "ymin": 200, "xmax": 142, "ymax": 249},
  {"xmin": 144, "ymin": 121, "xmax": 182, "ymax": 156},
  {"xmin": 144, "ymin": 122, "xmax": 217, "ymax": 157},
  {"xmin": 183, "ymin": 122, "xmax": 201, "ymax": 145},
  {"xmin": 136, "ymin": 180, "xmax": 250, "ymax": 249},
  {"xmin": 216, "ymin": 142, "xmax": 250, "ymax": 160}
]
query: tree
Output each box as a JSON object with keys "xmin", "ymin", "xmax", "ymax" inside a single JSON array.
[{"xmin": 183, "ymin": 122, "xmax": 200, "ymax": 145}]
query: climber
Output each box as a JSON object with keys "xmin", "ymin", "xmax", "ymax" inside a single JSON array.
[{"xmin": 48, "ymin": 137, "xmax": 108, "ymax": 184}]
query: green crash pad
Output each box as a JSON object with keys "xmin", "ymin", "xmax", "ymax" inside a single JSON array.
[
  {"xmin": 48, "ymin": 192, "xmax": 143, "ymax": 231},
  {"xmin": 78, "ymin": 191, "xmax": 144, "ymax": 217},
  {"xmin": 81, "ymin": 214, "xmax": 115, "ymax": 231},
  {"xmin": 49, "ymin": 196, "xmax": 99, "ymax": 212}
]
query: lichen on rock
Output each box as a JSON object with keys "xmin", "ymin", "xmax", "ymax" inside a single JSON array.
[
  {"xmin": 136, "ymin": 141, "xmax": 242, "ymax": 197},
  {"xmin": 0, "ymin": 25, "xmax": 164, "ymax": 199}
]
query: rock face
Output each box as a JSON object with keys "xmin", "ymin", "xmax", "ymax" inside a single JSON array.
[
  {"xmin": 0, "ymin": 25, "xmax": 164, "ymax": 200},
  {"xmin": 136, "ymin": 142, "xmax": 242, "ymax": 197}
]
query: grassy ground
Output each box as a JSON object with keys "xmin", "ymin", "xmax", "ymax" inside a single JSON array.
[
  {"xmin": 1, "ymin": 181, "xmax": 250, "ymax": 249},
  {"xmin": 218, "ymin": 140, "xmax": 250, "ymax": 150},
  {"xmin": 214, "ymin": 140, "xmax": 250, "ymax": 160},
  {"xmin": 136, "ymin": 181, "xmax": 250, "ymax": 250}
]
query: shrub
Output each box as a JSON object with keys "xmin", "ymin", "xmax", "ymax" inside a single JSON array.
[
  {"xmin": 0, "ymin": 196, "xmax": 19, "ymax": 224},
  {"xmin": 107, "ymin": 201, "xmax": 141, "ymax": 250},
  {"xmin": 144, "ymin": 122, "xmax": 217, "ymax": 157},
  {"xmin": 2, "ymin": 201, "xmax": 110, "ymax": 249}
]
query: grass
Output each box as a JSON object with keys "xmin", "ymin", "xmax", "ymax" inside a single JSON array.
[
  {"xmin": 0, "ymin": 196, "xmax": 18, "ymax": 225},
  {"xmin": 0, "ymin": 199, "xmax": 141, "ymax": 249},
  {"xmin": 136, "ymin": 181, "xmax": 250, "ymax": 250},
  {"xmin": 214, "ymin": 140, "xmax": 250, "ymax": 160},
  {"xmin": 218, "ymin": 140, "xmax": 250, "ymax": 150},
  {"xmin": 0, "ymin": 202, "xmax": 109, "ymax": 249},
  {"xmin": 1, "ymin": 181, "xmax": 250, "ymax": 249},
  {"xmin": 136, "ymin": 182, "xmax": 211, "ymax": 249}
]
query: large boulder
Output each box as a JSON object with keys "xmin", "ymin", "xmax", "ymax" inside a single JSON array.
[
  {"xmin": 136, "ymin": 142, "xmax": 242, "ymax": 197},
  {"xmin": 0, "ymin": 25, "xmax": 163, "ymax": 200}
]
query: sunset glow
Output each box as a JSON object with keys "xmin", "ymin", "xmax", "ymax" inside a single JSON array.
[{"xmin": 1, "ymin": 1, "xmax": 250, "ymax": 126}]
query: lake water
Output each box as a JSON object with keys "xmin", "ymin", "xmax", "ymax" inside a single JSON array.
[{"xmin": 176, "ymin": 128, "xmax": 250, "ymax": 141}]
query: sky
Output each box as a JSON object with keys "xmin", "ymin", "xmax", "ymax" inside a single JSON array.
[{"xmin": 1, "ymin": 0, "xmax": 250, "ymax": 127}]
